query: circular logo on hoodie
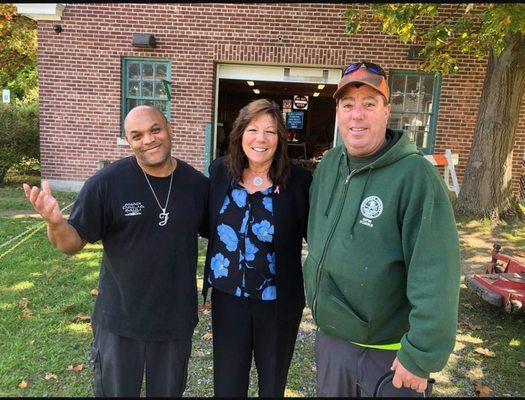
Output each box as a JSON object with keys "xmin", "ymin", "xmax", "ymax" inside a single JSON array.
[{"xmin": 360, "ymin": 196, "xmax": 383, "ymax": 219}]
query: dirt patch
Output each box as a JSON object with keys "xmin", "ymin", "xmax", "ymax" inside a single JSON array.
[{"xmin": 459, "ymin": 225, "xmax": 525, "ymax": 276}]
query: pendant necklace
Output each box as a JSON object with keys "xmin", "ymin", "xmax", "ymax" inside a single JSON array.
[
  {"xmin": 250, "ymin": 170, "xmax": 268, "ymax": 187},
  {"xmin": 142, "ymin": 163, "xmax": 174, "ymax": 227},
  {"xmin": 253, "ymin": 176, "xmax": 264, "ymax": 186}
]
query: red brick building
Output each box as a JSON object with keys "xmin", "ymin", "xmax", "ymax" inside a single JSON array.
[{"xmin": 16, "ymin": 3, "xmax": 525, "ymax": 194}]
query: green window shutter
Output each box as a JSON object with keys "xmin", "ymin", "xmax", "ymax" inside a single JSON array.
[{"xmin": 121, "ymin": 57, "xmax": 172, "ymax": 135}]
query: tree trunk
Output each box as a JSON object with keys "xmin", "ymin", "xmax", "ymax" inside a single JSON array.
[
  {"xmin": 0, "ymin": 168, "xmax": 7, "ymax": 187},
  {"xmin": 455, "ymin": 33, "xmax": 525, "ymax": 221}
]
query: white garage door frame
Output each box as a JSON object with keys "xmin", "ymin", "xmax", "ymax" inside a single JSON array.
[{"xmin": 213, "ymin": 63, "xmax": 343, "ymax": 160}]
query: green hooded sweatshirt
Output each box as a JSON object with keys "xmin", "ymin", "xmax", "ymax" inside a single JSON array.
[{"xmin": 304, "ymin": 129, "xmax": 460, "ymax": 378}]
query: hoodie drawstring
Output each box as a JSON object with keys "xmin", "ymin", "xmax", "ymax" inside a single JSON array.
[
  {"xmin": 324, "ymin": 153, "xmax": 345, "ymax": 217},
  {"xmin": 349, "ymin": 168, "xmax": 373, "ymax": 239}
]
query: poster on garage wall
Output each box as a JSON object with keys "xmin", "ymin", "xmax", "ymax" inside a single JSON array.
[
  {"xmin": 286, "ymin": 111, "xmax": 304, "ymax": 129},
  {"xmin": 283, "ymin": 99, "xmax": 292, "ymax": 112},
  {"xmin": 293, "ymin": 95, "xmax": 308, "ymax": 110}
]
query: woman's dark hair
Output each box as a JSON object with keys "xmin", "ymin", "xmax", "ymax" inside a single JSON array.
[{"xmin": 225, "ymin": 98, "xmax": 290, "ymax": 189}]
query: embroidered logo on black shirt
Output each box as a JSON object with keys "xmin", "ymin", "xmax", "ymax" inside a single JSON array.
[{"xmin": 122, "ymin": 202, "xmax": 144, "ymax": 216}]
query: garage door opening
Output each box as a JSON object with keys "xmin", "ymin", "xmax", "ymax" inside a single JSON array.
[{"xmin": 213, "ymin": 64, "xmax": 341, "ymax": 172}]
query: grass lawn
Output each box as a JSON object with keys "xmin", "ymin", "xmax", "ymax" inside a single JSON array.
[{"xmin": 0, "ymin": 186, "xmax": 523, "ymax": 397}]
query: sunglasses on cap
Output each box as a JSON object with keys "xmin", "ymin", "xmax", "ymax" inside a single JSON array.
[{"xmin": 343, "ymin": 61, "xmax": 386, "ymax": 78}]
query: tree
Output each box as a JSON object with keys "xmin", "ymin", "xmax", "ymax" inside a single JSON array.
[
  {"xmin": 0, "ymin": 4, "xmax": 38, "ymax": 101},
  {"xmin": 344, "ymin": 4, "xmax": 525, "ymax": 221}
]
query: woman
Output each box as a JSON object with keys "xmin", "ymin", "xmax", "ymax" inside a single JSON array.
[{"xmin": 202, "ymin": 99, "xmax": 311, "ymax": 397}]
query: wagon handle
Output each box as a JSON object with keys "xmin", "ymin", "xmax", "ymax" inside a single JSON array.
[
  {"xmin": 373, "ymin": 371, "xmax": 435, "ymax": 397},
  {"xmin": 491, "ymin": 243, "xmax": 501, "ymax": 264}
]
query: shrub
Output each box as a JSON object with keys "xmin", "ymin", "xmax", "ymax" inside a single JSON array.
[
  {"xmin": 8, "ymin": 157, "xmax": 40, "ymax": 175},
  {"xmin": 0, "ymin": 101, "xmax": 39, "ymax": 186}
]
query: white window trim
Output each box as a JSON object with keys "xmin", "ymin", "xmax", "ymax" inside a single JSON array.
[
  {"xmin": 15, "ymin": 3, "xmax": 65, "ymax": 21},
  {"xmin": 116, "ymin": 137, "xmax": 129, "ymax": 147}
]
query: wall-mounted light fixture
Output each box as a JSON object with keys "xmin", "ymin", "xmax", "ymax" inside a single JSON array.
[
  {"xmin": 132, "ymin": 33, "xmax": 156, "ymax": 48},
  {"xmin": 53, "ymin": 24, "xmax": 62, "ymax": 33}
]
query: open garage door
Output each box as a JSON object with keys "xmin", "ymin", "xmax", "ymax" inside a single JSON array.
[{"xmin": 212, "ymin": 63, "xmax": 341, "ymax": 171}]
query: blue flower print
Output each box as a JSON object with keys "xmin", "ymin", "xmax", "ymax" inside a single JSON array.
[
  {"xmin": 240, "ymin": 210, "xmax": 249, "ymax": 234},
  {"xmin": 252, "ymin": 220, "xmax": 274, "ymax": 242},
  {"xmin": 262, "ymin": 285, "xmax": 276, "ymax": 300},
  {"xmin": 219, "ymin": 196, "xmax": 230, "ymax": 214},
  {"xmin": 217, "ymin": 224, "xmax": 238, "ymax": 252},
  {"xmin": 267, "ymin": 252, "xmax": 276, "ymax": 275},
  {"xmin": 238, "ymin": 251, "xmax": 245, "ymax": 270},
  {"xmin": 262, "ymin": 196, "xmax": 273, "ymax": 213},
  {"xmin": 244, "ymin": 238, "xmax": 259, "ymax": 261},
  {"xmin": 231, "ymin": 188, "xmax": 247, "ymax": 208},
  {"xmin": 211, "ymin": 253, "xmax": 230, "ymax": 279}
]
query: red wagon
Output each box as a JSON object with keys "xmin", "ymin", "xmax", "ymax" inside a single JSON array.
[{"xmin": 465, "ymin": 243, "xmax": 525, "ymax": 314}]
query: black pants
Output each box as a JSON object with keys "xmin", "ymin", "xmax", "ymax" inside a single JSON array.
[
  {"xmin": 211, "ymin": 288, "xmax": 302, "ymax": 397},
  {"xmin": 91, "ymin": 323, "xmax": 192, "ymax": 397}
]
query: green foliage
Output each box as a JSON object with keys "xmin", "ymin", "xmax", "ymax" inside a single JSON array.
[
  {"xmin": 0, "ymin": 102, "xmax": 39, "ymax": 186},
  {"xmin": 5, "ymin": 158, "xmax": 41, "ymax": 187},
  {"xmin": 5, "ymin": 66, "xmax": 39, "ymax": 104},
  {"xmin": 4, "ymin": 174, "xmax": 40, "ymax": 187},
  {"xmin": 0, "ymin": 4, "xmax": 38, "ymax": 101},
  {"xmin": 8, "ymin": 158, "xmax": 40, "ymax": 176},
  {"xmin": 344, "ymin": 3, "xmax": 525, "ymax": 74}
]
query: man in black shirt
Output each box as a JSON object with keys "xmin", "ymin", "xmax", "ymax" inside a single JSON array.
[{"xmin": 23, "ymin": 106, "xmax": 209, "ymax": 397}]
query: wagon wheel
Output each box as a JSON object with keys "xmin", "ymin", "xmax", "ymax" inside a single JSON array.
[{"xmin": 504, "ymin": 298, "xmax": 523, "ymax": 314}]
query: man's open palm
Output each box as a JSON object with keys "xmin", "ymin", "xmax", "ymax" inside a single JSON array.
[{"xmin": 23, "ymin": 180, "xmax": 63, "ymax": 226}]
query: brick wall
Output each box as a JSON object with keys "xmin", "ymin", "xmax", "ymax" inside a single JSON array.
[{"xmin": 37, "ymin": 3, "xmax": 525, "ymax": 193}]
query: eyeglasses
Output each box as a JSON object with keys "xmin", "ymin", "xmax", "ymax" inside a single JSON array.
[{"xmin": 343, "ymin": 61, "xmax": 386, "ymax": 78}]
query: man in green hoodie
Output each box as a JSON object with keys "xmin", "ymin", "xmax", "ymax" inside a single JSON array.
[{"xmin": 304, "ymin": 62, "xmax": 460, "ymax": 397}]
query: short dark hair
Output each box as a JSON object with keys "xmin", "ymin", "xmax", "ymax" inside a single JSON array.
[{"xmin": 225, "ymin": 98, "xmax": 291, "ymax": 189}]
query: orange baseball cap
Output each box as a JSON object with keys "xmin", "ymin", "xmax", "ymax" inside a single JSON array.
[{"xmin": 333, "ymin": 63, "xmax": 389, "ymax": 100}]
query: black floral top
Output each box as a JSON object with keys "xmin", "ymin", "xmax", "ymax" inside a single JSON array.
[{"xmin": 208, "ymin": 179, "xmax": 276, "ymax": 300}]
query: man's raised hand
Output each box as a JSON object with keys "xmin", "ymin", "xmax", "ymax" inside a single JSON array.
[{"xmin": 23, "ymin": 180, "xmax": 63, "ymax": 226}]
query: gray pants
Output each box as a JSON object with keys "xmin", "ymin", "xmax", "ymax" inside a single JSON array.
[
  {"xmin": 91, "ymin": 323, "xmax": 192, "ymax": 397},
  {"xmin": 315, "ymin": 330, "xmax": 430, "ymax": 397}
]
